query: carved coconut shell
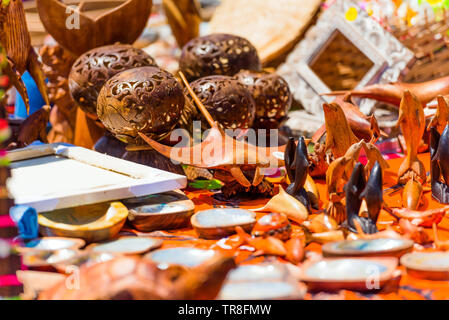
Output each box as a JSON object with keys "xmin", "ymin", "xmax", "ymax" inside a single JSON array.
[
  {"xmin": 179, "ymin": 33, "xmax": 261, "ymax": 81},
  {"xmin": 69, "ymin": 44, "xmax": 157, "ymax": 115},
  {"xmin": 235, "ymin": 70, "xmax": 292, "ymax": 129},
  {"xmin": 97, "ymin": 66, "xmax": 185, "ymax": 144},
  {"xmin": 187, "ymin": 75, "xmax": 256, "ymax": 129}
]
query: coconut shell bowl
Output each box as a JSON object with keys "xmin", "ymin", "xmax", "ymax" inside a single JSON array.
[
  {"xmin": 123, "ymin": 190, "xmax": 195, "ymax": 232},
  {"xmin": 38, "ymin": 201, "xmax": 129, "ymax": 243}
]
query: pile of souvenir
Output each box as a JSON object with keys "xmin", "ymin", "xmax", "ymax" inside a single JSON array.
[{"xmin": 1, "ymin": 0, "xmax": 449, "ymax": 301}]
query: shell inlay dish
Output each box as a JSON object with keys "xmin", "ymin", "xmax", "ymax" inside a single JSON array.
[
  {"xmin": 305, "ymin": 259, "xmax": 387, "ymax": 280},
  {"xmin": 194, "ymin": 208, "xmax": 255, "ymax": 227}
]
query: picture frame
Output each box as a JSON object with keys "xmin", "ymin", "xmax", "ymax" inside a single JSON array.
[
  {"xmin": 278, "ymin": 0, "xmax": 415, "ymax": 132},
  {"xmin": 7, "ymin": 143, "xmax": 187, "ymax": 212}
]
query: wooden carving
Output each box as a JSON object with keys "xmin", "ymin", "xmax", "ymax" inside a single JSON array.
[
  {"xmin": 162, "ymin": 0, "xmax": 201, "ymax": 48},
  {"xmin": 312, "ymin": 95, "xmax": 383, "ymax": 143},
  {"xmin": 325, "ymin": 75, "xmax": 449, "ymax": 107},
  {"xmin": 430, "ymin": 125, "xmax": 449, "ymax": 203},
  {"xmin": 39, "ymin": 254, "xmax": 235, "ymax": 300},
  {"xmin": 323, "ymin": 102, "xmax": 358, "ymax": 159},
  {"xmin": 0, "ymin": 0, "xmax": 49, "ymax": 113},
  {"xmin": 343, "ymin": 162, "xmax": 379, "ymax": 234},
  {"xmin": 36, "ymin": 0, "xmax": 153, "ymax": 56},
  {"xmin": 427, "ymin": 95, "xmax": 449, "ymax": 134},
  {"xmin": 284, "ymin": 137, "xmax": 311, "ymax": 210},
  {"xmin": 397, "ymin": 90, "xmax": 426, "ymax": 210},
  {"xmin": 139, "ymin": 72, "xmax": 284, "ymax": 194}
]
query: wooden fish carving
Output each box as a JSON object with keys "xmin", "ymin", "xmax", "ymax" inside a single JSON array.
[
  {"xmin": 431, "ymin": 125, "xmax": 449, "ymax": 203},
  {"xmin": 323, "ymin": 102, "xmax": 358, "ymax": 158},
  {"xmin": 359, "ymin": 162, "xmax": 383, "ymax": 223},
  {"xmin": 427, "ymin": 95, "xmax": 449, "ymax": 134},
  {"xmin": 312, "ymin": 95, "xmax": 384, "ymax": 143},
  {"xmin": 397, "ymin": 90, "xmax": 426, "ymax": 184},
  {"xmin": 284, "ymin": 136, "xmax": 311, "ymax": 210},
  {"xmin": 344, "ymin": 163, "xmax": 378, "ymax": 234}
]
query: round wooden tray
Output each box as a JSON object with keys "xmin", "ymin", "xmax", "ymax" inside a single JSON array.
[
  {"xmin": 401, "ymin": 252, "xmax": 449, "ymax": 281},
  {"xmin": 322, "ymin": 238, "xmax": 414, "ymax": 258},
  {"xmin": 87, "ymin": 237, "xmax": 162, "ymax": 255},
  {"xmin": 144, "ymin": 247, "xmax": 217, "ymax": 268},
  {"xmin": 16, "ymin": 237, "xmax": 85, "ymax": 253},
  {"xmin": 191, "ymin": 208, "xmax": 256, "ymax": 239},
  {"xmin": 298, "ymin": 257, "xmax": 398, "ymax": 292}
]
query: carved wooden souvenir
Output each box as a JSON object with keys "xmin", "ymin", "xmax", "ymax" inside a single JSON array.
[
  {"xmin": 97, "ymin": 66, "xmax": 184, "ymax": 144},
  {"xmin": 251, "ymin": 213, "xmax": 292, "ymax": 241},
  {"xmin": 139, "ymin": 72, "xmax": 284, "ymax": 196},
  {"xmin": 323, "ymin": 102, "xmax": 358, "ymax": 159},
  {"xmin": 427, "ymin": 95, "xmax": 449, "ymax": 134},
  {"xmin": 252, "ymin": 185, "xmax": 308, "ymax": 224},
  {"xmin": 361, "ymin": 141, "xmax": 390, "ymax": 179},
  {"xmin": 359, "ymin": 162, "xmax": 383, "ymax": 224},
  {"xmin": 388, "ymin": 206, "xmax": 448, "ymax": 228},
  {"xmin": 343, "ymin": 163, "xmax": 378, "ymax": 234},
  {"xmin": 38, "ymin": 201, "xmax": 129, "ymax": 243},
  {"xmin": 431, "ymin": 125, "xmax": 449, "ymax": 203},
  {"xmin": 401, "ymin": 252, "xmax": 449, "ymax": 281},
  {"xmin": 322, "ymin": 238, "xmax": 413, "ymax": 258},
  {"xmin": 325, "ymin": 141, "xmax": 364, "ymax": 224},
  {"xmin": 397, "ymin": 91, "xmax": 426, "ymax": 210},
  {"xmin": 326, "ymin": 75, "xmax": 449, "ymax": 107},
  {"xmin": 235, "ymin": 226, "xmax": 303, "ymax": 261},
  {"xmin": 6, "ymin": 105, "xmax": 51, "ymax": 149},
  {"xmin": 0, "ymin": 0, "xmax": 49, "ymax": 113},
  {"xmin": 69, "ymin": 44, "xmax": 158, "ymax": 116},
  {"xmin": 88, "ymin": 237, "xmax": 162, "ymax": 255},
  {"xmin": 234, "ymin": 70, "xmax": 292, "ymax": 129},
  {"xmin": 312, "ymin": 95, "xmax": 383, "ymax": 143},
  {"xmin": 299, "ymin": 257, "xmax": 398, "ymax": 292},
  {"xmin": 179, "ymin": 34, "xmax": 261, "ymax": 81},
  {"xmin": 36, "ymin": 0, "xmax": 153, "ymax": 56},
  {"xmin": 39, "ymin": 254, "xmax": 235, "ymax": 300},
  {"xmin": 433, "ymin": 224, "xmax": 449, "ymax": 251},
  {"xmin": 185, "ymin": 75, "xmax": 256, "ymax": 129},
  {"xmin": 40, "ymin": 43, "xmax": 77, "ymax": 144},
  {"xmin": 191, "ymin": 208, "xmax": 256, "ymax": 239},
  {"xmin": 162, "ymin": 0, "xmax": 201, "ymax": 48},
  {"xmin": 123, "ymin": 190, "xmax": 195, "ymax": 232},
  {"xmin": 284, "ymin": 137, "xmax": 311, "ymax": 210}
]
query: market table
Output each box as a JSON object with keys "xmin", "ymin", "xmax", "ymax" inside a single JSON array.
[{"xmin": 136, "ymin": 153, "xmax": 449, "ymax": 300}]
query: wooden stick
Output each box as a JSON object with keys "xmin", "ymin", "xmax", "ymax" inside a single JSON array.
[{"xmin": 178, "ymin": 71, "xmax": 215, "ymax": 127}]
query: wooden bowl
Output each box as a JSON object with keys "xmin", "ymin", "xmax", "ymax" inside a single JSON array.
[
  {"xmin": 53, "ymin": 251, "xmax": 116, "ymax": 273},
  {"xmin": 224, "ymin": 263, "xmax": 293, "ymax": 283},
  {"xmin": 22, "ymin": 249, "xmax": 79, "ymax": 271},
  {"xmin": 87, "ymin": 237, "xmax": 162, "ymax": 255},
  {"xmin": 123, "ymin": 191, "xmax": 195, "ymax": 232},
  {"xmin": 322, "ymin": 238, "xmax": 414, "ymax": 258},
  {"xmin": 218, "ymin": 280, "xmax": 307, "ymax": 300},
  {"xmin": 298, "ymin": 257, "xmax": 398, "ymax": 292},
  {"xmin": 144, "ymin": 247, "xmax": 217, "ymax": 268},
  {"xmin": 16, "ymin": 237, "xmax": 85, "ymax": 253},
  {"xmin": 401, "ymin": 252, "xmax": 449, "ymax": 281},
  {"xmin": 38, "ymin": 202, "xmax": 129, "ymax": 243},
  {"xmin": 191, "ymin": 208, "xmax": 256, "ymax": 239}
]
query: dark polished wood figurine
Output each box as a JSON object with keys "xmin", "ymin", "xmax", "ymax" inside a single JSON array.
[{"xmin": 431, "ymin": 124, "xmax": 449, "ymax": 203}]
